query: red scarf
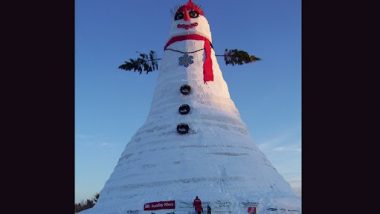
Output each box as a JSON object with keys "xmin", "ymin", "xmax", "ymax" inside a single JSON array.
[{"xmin": 164, "ymin": 34, "xmax": 213, "ymax": 83}]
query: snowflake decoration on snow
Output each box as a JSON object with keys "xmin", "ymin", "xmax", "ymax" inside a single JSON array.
[{"xmin": 178, "ymin": 53, "xmax": 194, "ymax": 67}]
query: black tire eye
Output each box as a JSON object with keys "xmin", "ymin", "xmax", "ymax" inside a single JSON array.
[
  {"xmin": 175, "ymin": 12, "xmax": 184, "ymax": 20},
  {"xmin": 189, "ymin": 11, "xmax": 199, "ymax": 18}
]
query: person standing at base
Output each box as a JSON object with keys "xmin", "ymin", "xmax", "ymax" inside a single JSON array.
[
  {"xmin": 207, "ymin": 204, "xmax": 211, "ymax": 214},
  {"xmin": 193, "ymin": 196, "xmax": 203, "ymax": 214}
]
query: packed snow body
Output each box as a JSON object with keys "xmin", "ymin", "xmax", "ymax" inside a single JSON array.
[{"xmin": 82, "ymin": 2, "xmax": 301, "ymax": 214}]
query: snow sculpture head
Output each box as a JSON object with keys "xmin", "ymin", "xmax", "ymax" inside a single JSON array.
[{"xmin": 169, "ymin": 0, "xmax": 212, "ymax": 42}]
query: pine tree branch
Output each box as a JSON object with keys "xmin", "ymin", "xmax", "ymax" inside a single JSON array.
[
  {"xmin": 222, "ymin": 49, "xmax": 261, "ymax": 66},
  {"xmin": 118, "ymin": 50, "xmax": 160, "ymax": 74}
]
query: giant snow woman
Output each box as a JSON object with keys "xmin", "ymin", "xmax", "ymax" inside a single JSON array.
[{"xmin": 83, "ymin": 1, "xmax": 301, "ymax": 213}]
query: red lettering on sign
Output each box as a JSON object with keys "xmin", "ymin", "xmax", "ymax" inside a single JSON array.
[{"xmin": 144, "ymin": 200, "xmax": 175, "ymax": 211}]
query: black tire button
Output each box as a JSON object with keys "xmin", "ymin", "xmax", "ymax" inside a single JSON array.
[
  {"xmin": 180, "ymin": 84, "xmax": 191, "ymax": 95},
  {"xmin": 177, "ymin": 123, "xmax": 189, "ymax": 134},
  {"xmin": 179, "ymin": 104, "xmax": 191, "ymax": 115}
]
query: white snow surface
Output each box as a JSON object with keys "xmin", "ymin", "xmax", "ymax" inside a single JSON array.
[{"xmin": 82, "ymin": 13, "xmax": 301, "ymax": 214}]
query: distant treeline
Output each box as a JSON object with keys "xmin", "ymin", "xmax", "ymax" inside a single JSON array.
[{"xmin": 75, "ymin": 193, "xmax": 99, "ymax": 213}]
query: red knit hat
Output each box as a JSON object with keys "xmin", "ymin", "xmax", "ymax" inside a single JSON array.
[{"xmin": 176, "ymin": 0, "xmax": 204, "ymax": 16}]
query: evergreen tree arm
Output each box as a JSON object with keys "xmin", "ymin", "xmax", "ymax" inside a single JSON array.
[
  {"xmin": 220, "ymin": 49, "xmax": 261, "ymax": 66},
  {"xmin": 118, "ymin": 50, "xmax": 160, "ymax": 74}
]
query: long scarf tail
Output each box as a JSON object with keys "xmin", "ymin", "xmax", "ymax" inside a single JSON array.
[{"xmin": 203, "ymin": 39, "xmax": 213, "ymax": 83}]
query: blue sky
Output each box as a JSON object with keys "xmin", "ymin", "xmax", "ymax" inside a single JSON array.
[{"xmin": 75, "ymin": 0, "xmax": 301, "ymax": 202}]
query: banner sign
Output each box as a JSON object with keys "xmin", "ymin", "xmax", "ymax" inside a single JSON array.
[
  {"xmin": 144, "ymin": 200, "xmax": 175, "ymax": 211},
  {"xmin": 248, "ymin": 207, "xmax": 257, "ymax": 214}
]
